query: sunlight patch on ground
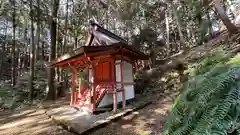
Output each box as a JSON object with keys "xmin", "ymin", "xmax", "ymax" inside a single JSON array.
[
  {"xmin": 154, "ymin": 104, "xmax": 171, "ymax": 115},
  {"xmin": 8, "ymin": 109, "xmax": 36, "ymax": 118},
  {"xmin": 0, "ymin": 118, "xmax": 35, "ymax": 129},
  {"xmin": 26, "ymin": 109, "xmax": 45, "ymax": 116},
  {"xmin": 122, "ymin": 124, "xmax": 133, "ymax": 129}
]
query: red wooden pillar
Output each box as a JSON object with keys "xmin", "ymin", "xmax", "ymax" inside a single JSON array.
[
  {"xmin": 120, "ymin": 50, "xmax": 126, "ymax": 109},
  {"xmin": 71, "ymin": 70, "xmax": 77, "ymax": 106},
  {"xmin": 91, "ymin": 63, "xmax": 96, "ymax": 112}
]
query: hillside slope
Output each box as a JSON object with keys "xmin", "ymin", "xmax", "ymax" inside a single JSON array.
[{"xmin": 90, "ymin": 33, "xmax": 240, "ymax": 135}]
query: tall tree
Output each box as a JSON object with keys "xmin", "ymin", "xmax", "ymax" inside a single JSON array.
[
  {"xmin": 171, "ymin": 3, "xmax": 186, "ymax": 50},
  {"xmin": 29, "ymin": 0, "xmax": 35, "ymax": 102},
  {"xmin": 165, "ymin": 9, "xmax": 170, "ymax": 55},
  {"xmin": 47, "ymin": 0, "xmax": 60, "ymax": 100},
  {"xmin": 35, "ymin": 0, "xmax": 41, "ymax": 61},
  {"xmin": 63, "ymin": 0, "xmax": 69, "ymax": 54},
  {"xmin": 0, "ymin": 20, "xmax": 7, "ymax": 74},
  {"xmin": 11, "ymin": 0, "xmax": 16, "ymax": 87},
  {"xmin": 59, "ymin": 0, "xmax": 69, "ymax": 97}
]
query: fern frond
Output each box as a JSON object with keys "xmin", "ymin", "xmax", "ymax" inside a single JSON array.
[{"xmin": 163, "ymin": 53, "xmax": 240, "ymax": 135}]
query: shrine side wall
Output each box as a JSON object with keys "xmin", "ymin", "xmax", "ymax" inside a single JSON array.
[{"xmin": 98, "ymin": 60, "xmax": 135, "ymax": 107}]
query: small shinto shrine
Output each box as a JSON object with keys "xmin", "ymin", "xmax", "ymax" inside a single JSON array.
[{"xmin": 51, "ymin": 22, "xmax": 148, "ymax": 113}]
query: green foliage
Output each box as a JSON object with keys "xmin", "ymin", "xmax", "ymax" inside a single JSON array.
[
  {"xmin": 192, "ymin": 50, "xmax": 228, "ymax": 76},
  {"xmin": 163, "ymin": 54, "xmax": 240, "ymax": 135},
  {"xmin": 140, "ymin": 131, "xmax": 150, "ymax": 135},
  {"xmin": 0, "ymin": 82, "xmax": 18, "ymax": 110}
]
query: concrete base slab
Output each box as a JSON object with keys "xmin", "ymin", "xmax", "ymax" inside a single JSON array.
[{"xmin": 45, "ymin": 99, "xmax": 152, "ymax": 134}]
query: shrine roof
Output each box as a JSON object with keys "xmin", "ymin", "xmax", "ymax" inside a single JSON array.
[
  {"xmin": 51, "ymin": 43, "xmax": 148, "ymax": 67},
  {"xmin": 50, "ymin": 21, "xmax": 148, "ymax": 67}
]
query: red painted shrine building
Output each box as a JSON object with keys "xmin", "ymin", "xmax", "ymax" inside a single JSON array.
[{"xmin": 51, "ymin": 22, "xmax": 148, "ymax": 113}]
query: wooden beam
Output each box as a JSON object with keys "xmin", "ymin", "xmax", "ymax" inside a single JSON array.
[
  {"xmin": 57, "ymin": 56, "xmax": 88, "ymax": 67},
  {"xmin": 116, "ymin": 82, "xmax": 135, "ymax": 85},
  {"xmin": 86, "ymin": 49, "xmax": 119, "ymax": 58}
]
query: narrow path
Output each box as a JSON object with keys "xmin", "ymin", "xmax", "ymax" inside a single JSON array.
[{"xmin": 0, "ymin": 108, "xmax": 74, "ymax": 135}]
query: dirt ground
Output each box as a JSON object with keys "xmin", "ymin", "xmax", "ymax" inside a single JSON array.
[
  {"xmin": 0, "ymin": 94, "xmax": 172, "ymax": 135},
  {"xmin": 88, "ymin": 95, "xmax": 173, "ymax": 135},
  {"xmin": 0, "ymin": 108, "xmax": 74, "ymax": 135}
]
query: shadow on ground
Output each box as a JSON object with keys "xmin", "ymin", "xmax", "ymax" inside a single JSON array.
[{"xmin": 0, "ymin": 98, "xmax": 73, "ymax": 135}]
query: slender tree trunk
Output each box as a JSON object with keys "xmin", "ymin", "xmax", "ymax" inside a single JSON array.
[
  {"xmin": 17, "ymin": 26, "xmax": 21, "ymax": 81},
  {"xmin": 74, "ymin": 37, "xmax": 78, "ymax": 49},
  {"xmin": 23, "ymin": 15, "xmax": 28, "ymax": 71},
  {"xmin": 41, "ymin": 42, "xmax": 45, "ymax": 61},
  {"xmin": 29, "ymin": 0, "xmax": 35, "ymax": 102},
  {"xmin": 213, "ymin": 0, "xmax": 238, "ymax": 35},
  {"xmin": 172, "ymin": 6, "xmax": 186, "ymax": 50},
  {"xmin": 0, "ymin": 21, "xmax": 7, "ymax": 74},
  {"xmin": 59, "ymin": 0, "xmax": 69, "ymax": 97},
  {"xmin": 207, "ymin": 10, "xmax": 214, "ymax": 37},
  {"xmin": 47, "ymin": 0, "xmax": 59, "ymax": 100},
  {"xmin": 11, "ymin": 0, "xmax": 16, "ymax": 87},
  {"xmin": 35, "ymin": 0, "xmax": 41, "ymax": 62},
  {"xmin": 165, "ymin": 10, "xmax": 170, "ymax": 56},
  {"xmin": 63, "ymin": 0, "xmax": 68, "ymax": 54}
]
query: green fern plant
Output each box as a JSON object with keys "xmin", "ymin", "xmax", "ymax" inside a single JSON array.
[
  {"xmin": 193, "ymin": 50, "xmax": 228, "ymax": 76},
  {"xmin": 163, "ymin": 54, "xmax": 240, "ymax": 135}
]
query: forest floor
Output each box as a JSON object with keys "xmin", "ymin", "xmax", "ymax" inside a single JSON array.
[
  {"xmin": 0, "ymin": 107, "xmax": 74, "ymax": 135},
  {"xmin": 89, "ymin": 94, "xmax": 173, "ymax": 135},
  {"xmin": 0, "ymin": 92, "xmax": 173, "ymax": 135}
]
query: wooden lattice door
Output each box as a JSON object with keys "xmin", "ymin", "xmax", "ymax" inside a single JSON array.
[{"xmin": 95, "ymin": 61, "xmax": 112, "ymax": 83}]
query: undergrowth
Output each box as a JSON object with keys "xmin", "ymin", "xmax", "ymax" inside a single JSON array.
[
  {"xmin": 0, "ymin": 82, "xmax": 18, "ymax": 110},
  {"xmin": 163, "ymin": 50, "xmax": 240, "ymax": 135}
]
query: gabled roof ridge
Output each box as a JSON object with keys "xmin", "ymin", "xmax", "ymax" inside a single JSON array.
[{"xmin": 90, "ymin": 22, "xmax": 128, "ymax": 44}]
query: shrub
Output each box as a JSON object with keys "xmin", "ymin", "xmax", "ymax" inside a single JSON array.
[{"xmin": 163, "ymin": 54, "xmax": 240, "ymax": 135}]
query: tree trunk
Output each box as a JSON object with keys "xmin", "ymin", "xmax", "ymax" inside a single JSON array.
[
  {"xmin": 207, "ymin": 10, "xmax": 214, "ymax": 37},
  {"xmin": 213, "ymin": 0, "xmax": 238, "ymax": 35},
  {"xmin": 11, "ymin": 0, "xmax": 16, "ymax": 87},
  {"xmin": 35, "ymin": 0, "xmax": 41, "ymax": 62},
  {"xmin": 63, "ymin": 0, "xmax": 68, "ymax": 54},
  {"xmin": 59, "ymin": 0, "xmax": 69, "ymax": 97},
  {"xmin": 29, "ymin": 0, "xmax": 35, "ymax": 102},
  {"xmin": 47, "ymin": 0, "xmax": 59, "ymax": 100},
  {"xmin": 22, "ymin": 15, "xmax": 28, "ymax": 71},
  {"xmin": 41, "ymin": 42, "xmax": 45, "ymax": 61},
  {"xmin": 17, "ymin": 26, "xmax": 21, "ymax": 81},
  {"xmin": 74, "ymin": 37, "xmax": 78, "ymax": 49},
  {"xmin": 170, "ymin": 3, "xmax": 186, "ymax": 50},
  {"xmin": 165, "ymin": 10, "xmax": 170, "ymax": 56},
  {"xmin": 0, "ymin": 21, "xmax": 7, "ymax": 74}
]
